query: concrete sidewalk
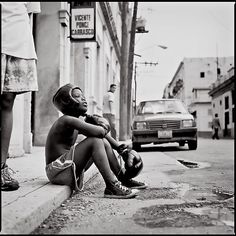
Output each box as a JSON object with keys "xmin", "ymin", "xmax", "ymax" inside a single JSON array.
[{"xmin": 0, "ymin": 144, "xmax": 186, "ymax": 234}]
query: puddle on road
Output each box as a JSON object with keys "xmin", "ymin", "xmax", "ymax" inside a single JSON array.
[
  {"xmin": 184, "ymin": 187, "xmax": 234, "ymax": 202},
  {"xmin": 185, "ymin": 207, "xmax": 234, "ymax": 227},
  {"xmin": 136, "ymin": 187, "xmax": 178, "ymax": 200},
  {"xmin": 133, "ymin": 204, "xmax": 215, "ymax": 228},
  {"xmin": 134, "ymin": 187, "xmax": 234, "ymax": 229},
  {"xmin": 178, "ymin": 160, "xmax": 199, "ymax": 168},
  {"xmin": 133, "ymin": 203, "xmax": 234, "ymax": 228},
  {"xmin": 212, "ymin": 188, "xmax": 234, "ymax": 201},
  {"xmin": 136, "ymin": 183, "xmax": 192, "ymax": 200}
]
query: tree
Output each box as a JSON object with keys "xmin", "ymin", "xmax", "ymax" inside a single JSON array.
[{"xmin": 119, "ymin": 2, "xmax": 138, "ymax": 140}]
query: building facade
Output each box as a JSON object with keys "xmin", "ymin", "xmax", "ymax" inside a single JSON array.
[
  {"xmin": 163, "ymin": 57, "xmax": 234, "ymax": 137},
  {"xmin": 9, "ymin": 2, "xmax": 125, "ymax": 157},
  {"xmin": 208, "ymin": 67, "xmax": 234, "ymax": 138},
  {"xmin": 190, "ymin": 87, "xmax": 212, "ymax": 137}
]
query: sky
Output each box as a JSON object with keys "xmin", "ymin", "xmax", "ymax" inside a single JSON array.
[{"xmin": 133, "ymin": 2, "xmax": 234, "ymax": 104}]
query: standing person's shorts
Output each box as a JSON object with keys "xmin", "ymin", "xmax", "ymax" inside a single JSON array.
[
  {"xmin": 45, "ymin": 144, "xmax": 84, "ymax": 191},
  {"xmin": 1, "ymin": 53, "xmax": 38, "ymax": 94}
]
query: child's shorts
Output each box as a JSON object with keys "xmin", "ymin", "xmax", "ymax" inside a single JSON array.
[
  {"xmin": 1, "ymin": 53, "xmax": 38, "ymax": 94},
  {"xmin": 45, "ymin": 144, "xmax": 84, "ymax": 191}
]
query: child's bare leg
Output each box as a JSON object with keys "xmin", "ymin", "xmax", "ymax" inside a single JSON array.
[
  {"xmin": 73, "ymin": 137, "xmax": 139, "ymax": 198},
  {"xmin": 1, "ymin": 93, "xmax": 16, "ymax": 165},
  {"xmin": 73, "ymin": 137, "xmax": 117, "ymax": 185},
  {"xmin": 103, "ymin": 138, "xmax": 147, "ymax": 189},
  {"xmin": 103, "ymin": 138, "xmax": 121, "ymax": 176}
]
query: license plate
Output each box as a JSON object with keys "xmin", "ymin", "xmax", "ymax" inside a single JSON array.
[{"xmin": 158, "ymin": 130, "xmax": 172, "ymax": 138}]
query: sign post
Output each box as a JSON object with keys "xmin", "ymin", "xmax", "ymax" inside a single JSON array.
[{"xmin": 70, "ymin": 2, "xmax": 96, "ymax": 42}]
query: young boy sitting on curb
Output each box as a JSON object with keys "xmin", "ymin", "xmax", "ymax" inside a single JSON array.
[{"xmin": 45, "ymin": 83, "xmax": 147, "ymax": 199}]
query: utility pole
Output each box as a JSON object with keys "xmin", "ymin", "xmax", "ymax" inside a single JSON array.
[
  {"xmin": 119, "ymin": 2, "xmax": 129, "ymax": 141},
  {"xmin": 134, "ymin": 62, "xmax": 137, "ymax": 114},
  {"xmin": 127, "ymin": 2, "xmax": 138, "ymax": 138}
]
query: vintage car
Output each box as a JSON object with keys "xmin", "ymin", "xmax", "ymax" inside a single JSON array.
[{"xmin": 131, "ymin": 99, "xmax": 198, "ymax": 150}]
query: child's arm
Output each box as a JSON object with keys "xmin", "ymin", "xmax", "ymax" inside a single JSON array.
[
  {"xmin": 105, "ymin": 134, "xmax": 130, "ymax": 156},
  {"xmin": 105, "ymin": 134, "xmax": 120, "ymax": 149},
  {"xmin": 83, "ymin": 114, "xmax": 129, "ymax": 152},
  {"xmin": 63, "ymin": 115, "xmax": 107, "ymax": 138}
]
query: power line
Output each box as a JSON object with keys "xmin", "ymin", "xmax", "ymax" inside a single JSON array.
[{"xmin": 136, "ymin": 61, "xmax": 158, "ymax": 66}]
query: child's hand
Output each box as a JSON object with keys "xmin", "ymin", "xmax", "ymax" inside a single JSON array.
[
  {"xmin": 85, "ymin": 114, "xmax": 110, "ymax": 136},
  {"xmin": 121, "ymin": 149, "xmax": 143, "ymax": 179},
  {"xmin": 117, "ymin": 144, "xmax": 129, "ymax": 154}
]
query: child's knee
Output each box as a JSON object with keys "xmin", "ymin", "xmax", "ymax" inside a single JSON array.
[
  {"xmin": 103, "ymin": 138, "xmax": 110, "ymax": 147},
  {"xmin": 88, "ymin": 137, "xmax": 104, "ymax": 146}
]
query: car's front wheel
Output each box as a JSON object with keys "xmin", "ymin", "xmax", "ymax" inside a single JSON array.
[
  {"xmin": 132, "ymin": 143, "xmax": 141, "ymax": 151},
  {"xmin": 188, "ymin": 140, "xmax": 197, "ymax": 150}
]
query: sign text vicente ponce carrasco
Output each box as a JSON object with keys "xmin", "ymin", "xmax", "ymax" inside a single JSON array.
[{"xmin": 71, "ymin": 5, "xmax": 96, "ymax": 41}]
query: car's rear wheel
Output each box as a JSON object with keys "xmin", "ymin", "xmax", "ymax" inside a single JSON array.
[
  {"xmin": 132, "ymin": 143, "xmax": 141, "ymax": 151},
  {"xmin": 188, "ymin": 140, "xmax": 197, "ymax": 150}
]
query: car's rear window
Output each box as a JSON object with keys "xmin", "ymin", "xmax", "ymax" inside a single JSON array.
[{"xmin": 137, "ymin": 100, "xmax": 188, "ymax": 114}]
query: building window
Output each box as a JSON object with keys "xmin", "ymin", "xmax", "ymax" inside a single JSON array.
[
  {"xmin": 213, "ymin": 103, "xmax": 215, "ymax": 108},
  {"xmin": 106, "ymin": 62, "xmax": 110, "ymax": 84},
  {"xmin": 224, "ymin": 111, "xmax": 229, "ymax": 136},
  {"xmin": 225, "ymin": 111, "xmax": 229, "ymax": 125},
  {"xmin": 200, "ymin": 72, "xmax": 205, "ymax": 78},
  {"xmin": 225, "ymin": 96, "xmax": 229, "ymax": 110},
  {"xmin": 233, "ymin": 107, "xmax": 235, "ymax": 123},
  {"xmin": 220, "ymin": 100, "xmax": 222, "ymax": 106},
  {"xmin": 232, "ymin": 90, "xmax": 235, "ymax": 105},
  {"xmin": 192, "ymin": 111, "xmax": 197, "ymax": 118}
]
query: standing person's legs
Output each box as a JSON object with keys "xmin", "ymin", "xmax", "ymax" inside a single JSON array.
[
  {"xmin": 1, "ymin": 93, "xmax": 19, "ymax": 191},
  {"xmin": 212, "ymin": 128, "xmax": 215, "ymax": 139},
  {"xmin": 1, "ymin": 54, "xmax": 37, "ymax": 191},
  {"xmin": 1, "ymin": 93, "xmax": 16, "ymax": 164},
  {"xmin": 110, "ymin": 114, "xmax": 117, "ymax": 140},
  {"xmin": 215, "ymin": 128, "xmax": 219, "ymax": 139},
  {"xmin": 103, "ymin": 113, "xmax": 116, "ymax": 140}
]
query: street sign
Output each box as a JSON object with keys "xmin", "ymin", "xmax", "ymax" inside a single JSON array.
[{"xmin": 70, "ymin": 2, "xmax": 96, "ymax": 41}]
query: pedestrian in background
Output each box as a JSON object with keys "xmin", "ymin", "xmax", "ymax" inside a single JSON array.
[
  {"xmin": 103, "ymin": 84, "xmax": 117, "ymax": 140},
  {"xmin": 212, "ymin": 113, "xmax": 221, "ymax": 140},
  {"xmin": 1, "ymin": 2, "xmax": 40, "ymax": 191}
]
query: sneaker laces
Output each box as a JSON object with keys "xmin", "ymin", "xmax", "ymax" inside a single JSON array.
[
  {"xmin": 114, "ymin": 181, "xmax": 129, "ymax": 192},
  {"xmin": 1, "ymin": 167, "xmax": 16, "ymax": 182}
]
